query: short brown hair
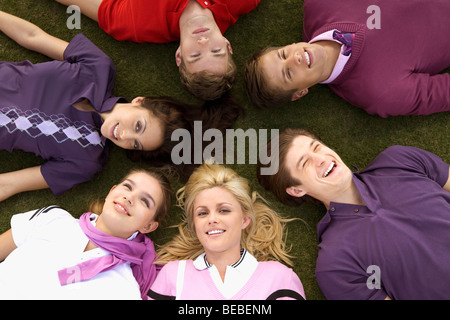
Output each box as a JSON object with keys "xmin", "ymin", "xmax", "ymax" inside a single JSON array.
[
  {"xmin": 178, "ymin": 49, "xmax": 236, "ymax": 101},
  {"xmin": 257, "ymin": 128, "xmax": 322, "ymax": 206},
  {"xmin": 244, "ymin": 47, "xmax": 296, "ymax": 109}
]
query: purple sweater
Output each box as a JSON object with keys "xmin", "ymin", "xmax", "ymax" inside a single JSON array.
[{"xmin": 303, "ymin": 0, "xmax": 450, "ymax": 117}]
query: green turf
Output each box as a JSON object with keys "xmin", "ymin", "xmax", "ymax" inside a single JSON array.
[{"xmin": 0, "ymin": 0, "xmax": 448, "ymax": 300}]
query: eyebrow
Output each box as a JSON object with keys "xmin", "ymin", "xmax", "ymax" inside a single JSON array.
[
  {"xmin": 276, "ymin": 50, "xmax": 287, "ymax": 83},
  {"xmin": 124, "ymin": 178, "xmax": 155, "ymax": 207},
  {"xmin": 187, "ymin": 51, "xmax": 227, "ymax": 65},
  {"xmin": 296, "ymin": 139, "xmax": 317, "ymax": 169},
  {"xmin": 141, "ymin": 120, "xmax": 147, "ymax": 150},
  {"xmin": 194, "ymin": 202, "xmax": 233, "ymax": 211}
]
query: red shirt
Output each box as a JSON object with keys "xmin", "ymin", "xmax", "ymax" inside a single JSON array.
[{"xmin": 98, "ymin": 0, "xmax": 261, "ymax": 43}]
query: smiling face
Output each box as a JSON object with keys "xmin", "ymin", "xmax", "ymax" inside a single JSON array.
[
  {"xmin": 177, "ymin": 8, "xmax": 232, "ymax": 75},
  {"xmin": 193, "ymin": 187, "xmax": 250, "ymax": 261},
  {"xmin": 259, "ymin": 42, "xmax": 337, "ymax": 100},
  {"xmin": 96, "ymin": 172, "xmax": 163, "ymax": 239},
  {"xmin": 284, "ymin": 135, "xmax": 354, "ymax": 205},
  {"xmin": 100, "ymin": 97, "xmax": 164, "ymax": 151}
]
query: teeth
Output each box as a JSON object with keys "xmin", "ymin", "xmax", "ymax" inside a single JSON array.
[
  {"xmin": 113, "ymin": 124, "xmax": 119, "ymax": 139},
  {"xmin": 304, "ymin": 51, "xmax": 311, "ymax": 67},
  {"xmin": 207, "ymin": 230, "xmax": 224, "ymax": 235},
  {"xmin": 324, "ymin": 161, "xmax": 335, "ymax": 177}
]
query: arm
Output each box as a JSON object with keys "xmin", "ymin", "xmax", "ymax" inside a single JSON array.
[
  {"xmin": 0, "ymin": 11, "xmax": 68, "ymax": 60},
  {"xmin": 373, "ymin": 73, "xmax": 450, "ymax": 117},
  {"xmin": 0, "ymin": 229, "xmax": 17, "ymax": 262},
  {"xmin": 0, "ymin": 166, "xmax": 49, "ymax": 202},
  {"xmin": 55, "ymin": 0, "xmax": 102, "ymax": 21}
]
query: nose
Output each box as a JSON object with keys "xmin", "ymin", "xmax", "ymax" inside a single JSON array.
[
  {"xmin": 197, "ymin": 36, "xmax": 209, "ymax": 45},
  {"xmin": 288, "ymin": 51, "xmax": 302, "ymax": 66},
  {"xmin": 208, "ymin": 211, "xmax": 218, "ymax": 224},
  {"xmin": 119, "ymin": 129, "xmax": 136, "ymax": 147},
  {"xmin": 311, "ymin": 152, "xmax": 326, "ymax": 168},
  {"xmin": 123, "ymin": 194, "xmax": 133, "ymax": 206}
]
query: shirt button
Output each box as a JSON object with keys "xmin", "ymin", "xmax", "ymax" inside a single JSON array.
[
  {"xmin": 204, "ymin": 1, "xmax": 208, "ymax": 5},
  {"xmin": 330, "ymin": 207, "xmax": 335, "ymax": 212},
  {"xmin": 354, "ymin": 209, "xmax": 359, "ymax": 213}
]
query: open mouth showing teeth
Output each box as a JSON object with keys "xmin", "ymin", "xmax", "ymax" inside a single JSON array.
[
  {"xmin": 114, "ymin": 201, "xmax": 130, "ymax": 216},
  {"xmin": 207, "ymin": 230, "xmax": 225, "ymax": 235},
  {"xmin": 113, "ymin": 124, "xmax": 119, "ymax": 140},
  {"xmin": 304, "ymin": 51, "xmax": 311, "ymax": 68},
  {"xmin": 323, "ymin": 161, "xmax": 336, "ymax": 177}
]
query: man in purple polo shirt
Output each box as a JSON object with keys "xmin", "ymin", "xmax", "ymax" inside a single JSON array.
[{"xmin": 257, "ymin": 128, "xmax": 450, "ymax": 299}]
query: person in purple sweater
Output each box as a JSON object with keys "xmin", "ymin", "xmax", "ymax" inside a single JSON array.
[
  {"xmin": 257, "ymin": 128, "xmax": 450, "ymax": 299},
  {"xmin": 244, "ymin": 0, "xmax": 450, "ymax": 117},
  {"xmin": 148, "ymin": 162, "xmax": 305, "ymax": 300},
  {"xmin": 0, "ymin": 11, "xmax": 227, "ymax": 202}
]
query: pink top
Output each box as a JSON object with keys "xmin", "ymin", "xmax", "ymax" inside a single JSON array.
[{"xmin": 148, "ymin": 251, "xmax": 305, "ymax": 300}]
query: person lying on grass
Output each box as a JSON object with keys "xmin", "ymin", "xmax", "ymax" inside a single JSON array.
[
  {"xmin": 149, "ymin": 162, "xmax": 305, "ymax": 300},
  {"xmin": 0, "ymin": 11, "xmax": 236, "ymax": 202},
  {"xmin": 55, "ymin": 0, "xmax": 262, "ymax": 101},
  {"xmin": 244, "ymin": 0, "xmax": 450, "ymax": 117},
  {"xmin": 257, "ymin": 128, "xmax": 450, "ymax": 299},
  {"xmin": 0, "ymin": 168, "xmax": 171, "ymax": 299}
]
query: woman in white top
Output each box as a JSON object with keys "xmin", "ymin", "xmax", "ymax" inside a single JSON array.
[{"xmin": 0, "ymin": 168, "xmax": 171, "ymax": 299}]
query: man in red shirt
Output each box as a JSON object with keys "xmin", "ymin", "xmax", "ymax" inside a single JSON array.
[{"xmin": 55, "ymin": 0, "xmax": 262, "ymax": 100}]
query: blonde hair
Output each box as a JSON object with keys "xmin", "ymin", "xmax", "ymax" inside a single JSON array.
[{"xmin": 156, "ymin": 162, "xmax": 295, "ymax": 266}]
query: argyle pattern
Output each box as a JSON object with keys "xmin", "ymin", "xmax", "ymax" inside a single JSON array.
[{"xmin": 0, "ymin": 106, "xmax": 104, "ymax": 148}]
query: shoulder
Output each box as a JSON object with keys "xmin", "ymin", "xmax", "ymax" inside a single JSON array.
[
  {"xmin": 256, "ymin": 261, "xmax": 305, "ymax": 300},
  {"xmin": 369, "ymin": 145, "xmax": 442, "ymax": 169},
  {"xmin": 63, "ymin": 34, "xmax": 114, "ymax": 69},
  {"xmin": 15, "ymin": 205, "xmax": 71, "ymax": 224}
]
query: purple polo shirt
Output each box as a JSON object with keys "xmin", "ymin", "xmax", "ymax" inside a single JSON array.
[
  {"xmin": 0, "ymin": 34, "xmax": 124, "ymax": 195},
  {"xmin": 315, "ymin": 146, "xmax": 450, "ymax": 299}
]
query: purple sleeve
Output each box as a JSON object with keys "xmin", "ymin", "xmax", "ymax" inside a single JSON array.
[
  {"xmin": 40, "ymin": 157, "xmax": 103, "ymax": 196},
  {"xmin": 62, "ymin": 34, "xmax": 119, "ymax": 113},
  {"xmin": 367, "ymin": 73, "xmax": 450, "ymax": 116},
  {"xmin": 368, "ymin": 146, "xmax": 449, "ymax": 187},
  {"xmin": 316, "ymin": 269, "xmax": 388, "ymax": 300}
]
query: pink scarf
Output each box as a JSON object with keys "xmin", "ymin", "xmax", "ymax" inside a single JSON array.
[{"xmin": 58, "ymin": 213, "xmax": 157, "ymax": 299}]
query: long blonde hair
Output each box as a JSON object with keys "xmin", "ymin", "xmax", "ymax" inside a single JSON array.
[{"xmin": 156, "ymin": 162, "xmax": 295, "ymax": 266}]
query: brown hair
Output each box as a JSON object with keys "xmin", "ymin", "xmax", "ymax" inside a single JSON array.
[
  {"xmin": 178, "ymin": 49, "xmax": 236, "ymax": 101},
  {"xmin": 126, "ymin": 96, "xmax": 243, "ymax": 180},
  {"xmin": 244, "ymin": 47, "xmax": 297, "ymax": 109},
  {"xmin": 88, "ymin": 168, "xmax": 172, "ymax": 225},
  {"xmin": 257, "ymin": 128, "xmax": 322, "ymax": 206}
]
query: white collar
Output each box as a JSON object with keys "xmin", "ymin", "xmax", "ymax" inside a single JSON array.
[
  {"xmin": 193, "ymin": 249, "xmax": 254, "ymax": 270},
  {"xmin": 193, "ymin": 249, "xmax": 258, "ymax": 299},
  {"xmin": 309, "ymin": 29, "xmax": 351, "ymax": 84}
]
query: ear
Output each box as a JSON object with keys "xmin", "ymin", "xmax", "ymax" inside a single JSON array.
[
  {"xmin": 225, "ymin": 38, "xmax": 233, "ymax": 55},
  {"xmin": 131, "ymin": 96, "xmax": 145, "ymax": 104},
  {"xmin": 140, "ymin": 221, "xmax": 159, "ymax": 234},
  {"xmin": 241, "ymin": 215, "xmax": 251, "ymax": 230},
  {"xmin": 175, "ymin": 46, "xmax": 182, "ymax": 66},
  {"xmin": 291, "ymin": 89, "xmax": 309, "ymax": 101},
  {"xmin": 286, "ymin": 186, "xmax": 306, "ymax": 198}
]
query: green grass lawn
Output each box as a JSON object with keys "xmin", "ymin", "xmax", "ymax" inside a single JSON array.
[{"xmin": 0, "ymin": 0, "xmax": 449, "ymax": 300}]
